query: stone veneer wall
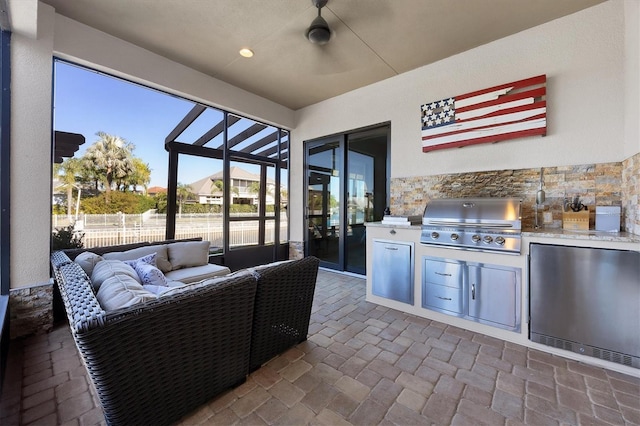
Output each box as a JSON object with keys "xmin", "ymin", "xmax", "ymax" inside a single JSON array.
[
  {"xmin": 622, "ymin": 152, "xmax": 640, "ymax": 235},
  {"xmin": 9, "ymin": 283, "xmax": 54, "ymax": 338},
  {"xmin": 289, "ymin": 156, "xmax": 638, "ymax": 260},
  {"xmin": 391, "ymin": 161, "xmax": 628, "ymax": 231}
]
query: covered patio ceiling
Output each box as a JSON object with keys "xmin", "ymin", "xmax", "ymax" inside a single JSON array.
[{"xmin": 37, "ymin": 0, "xmax": 606, "ymax": 110}]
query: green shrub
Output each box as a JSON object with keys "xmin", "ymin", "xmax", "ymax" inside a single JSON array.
[
  {"xmin": 52, "ymin": 224, "xmax": 84, "ymax": 250},
  {"xmin": 82, "ymin": 191, "xmax": 156, "ymax": 214}
]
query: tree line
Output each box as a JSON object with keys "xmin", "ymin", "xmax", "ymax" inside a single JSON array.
[{"xmin": 54, "ymin": 131, "xmax": 154, "ymax": 216}]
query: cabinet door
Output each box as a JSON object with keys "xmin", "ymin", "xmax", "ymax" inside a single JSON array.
[
  {"xmin": 467, "ymin": 264, "xmax": 519, "ymax": 329},
  {"xmin": 372, "ymin": 240, "xmax": 413, "ymax": 304}
]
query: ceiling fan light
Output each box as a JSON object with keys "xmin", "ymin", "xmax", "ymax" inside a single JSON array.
[{"xmin": 306, "ymin": 15, "xmax": 331, "ymax": 45}]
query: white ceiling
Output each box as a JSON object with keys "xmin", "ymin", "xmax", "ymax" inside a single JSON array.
[{"xmin": 38, "ymin": 0, "xmax": 605, "ymax": 110}]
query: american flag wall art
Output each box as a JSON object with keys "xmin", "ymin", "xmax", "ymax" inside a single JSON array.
[{"xmin": 420, "ymin": 75, "xmax": 546, "ymax": 152}]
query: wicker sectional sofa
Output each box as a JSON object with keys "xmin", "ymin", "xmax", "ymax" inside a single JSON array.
[{"xmin": 50, "ymin": 241, "xmax": 319, "ymax": 426}]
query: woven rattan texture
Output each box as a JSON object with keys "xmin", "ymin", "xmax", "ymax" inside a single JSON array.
[
  {"xmin": 56, "ymin": 261, "xmax": 105, "ymax": 332},
  {"xmin": 249, "ymin": 256, "xmax": 320, "ymax": 371},
  {"xmin": 51, "ymin": 250, "xmax": 73, "ymax": 268},
  {"xmin": 51, "ymin": 252, "xmax": 258, "ymax": 426}
]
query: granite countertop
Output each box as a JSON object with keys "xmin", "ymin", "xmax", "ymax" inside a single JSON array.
[
  {"xmin": 522, "ymin": 228, "xmax": 640, "ymax": 243},
  {"xmin": 367, "ymin": 221, "xmax": 640, "ymax": 243}
]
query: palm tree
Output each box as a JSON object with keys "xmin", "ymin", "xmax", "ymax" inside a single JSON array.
[
  {"xmin": 211, "ymin": 179, "xmax": 239, "ymax": 203},
  {"xmin": 176, "ymin": 182, "xmax": 194, "ymax": 218},
  {"xmin": 53, "ymin": 157, "xmax": 82, "ymax": 218},
  {"xmin": 125, "ymin": 158, "xmax": 151, "ymax": 193},
  {"xmin": 82, "ymin": 132, "xmax": 134, "ymax": 202}
]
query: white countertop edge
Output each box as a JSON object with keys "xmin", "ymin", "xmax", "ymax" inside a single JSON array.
[{"xmin": 365, "ymin": 222, "xmax": 640, "ymax": 243}]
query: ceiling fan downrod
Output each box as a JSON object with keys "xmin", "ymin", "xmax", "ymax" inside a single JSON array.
[{"xmin": 306, "ymin": 0, "xmax": 331, "ymax": 45}]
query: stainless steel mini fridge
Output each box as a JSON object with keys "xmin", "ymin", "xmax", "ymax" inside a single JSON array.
[{"xmin": 529, "ymin": 243, "xmax": 640, "ymax": 368}]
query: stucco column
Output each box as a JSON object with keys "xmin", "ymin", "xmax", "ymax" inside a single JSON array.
[{"xmin": 9, "ymin": 0, "xmax": 56, "ymax": 337}]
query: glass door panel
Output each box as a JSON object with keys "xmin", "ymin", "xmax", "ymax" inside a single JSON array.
[
  {"xmin": 346, "ymin": 129, "xmax": 388, "ymax": 274},
  {"xmin": 307, "ymin": 140, "xmax": 342, "ymax": 269},
  {"xmin": 305, "ymin": 125, "xmax": 389, "ymax": 274}
]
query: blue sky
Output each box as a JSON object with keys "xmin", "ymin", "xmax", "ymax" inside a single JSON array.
[{"xmin": 53, "ymin": 61, "xmax": 277, "ymax": 189}]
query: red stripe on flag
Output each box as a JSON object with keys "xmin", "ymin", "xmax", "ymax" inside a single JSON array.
[
  {"xmin": 455, "ymin": 87, "xmax": 546, "ymax": 115},
  {"xmin": 455, "ymin": 75, "xmax": 546, "ymax": 102},
  {"xmin": 422, "ymin": 127, "xmax": 547, "ymax": 152}
]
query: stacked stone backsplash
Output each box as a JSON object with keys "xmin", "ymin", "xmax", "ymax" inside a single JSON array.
[
  {"xmin": 622, "ymin": 152, "xmax": 639, "ymax": 235},
  {"xmin": 9, "ymin": 283, "xmax": 54, "ymax": 338},
  {"xmin": 390, "ymin": 161, "xmax": 633, "ymax": 231}
]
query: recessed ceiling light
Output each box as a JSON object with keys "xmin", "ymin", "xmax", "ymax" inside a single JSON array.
[{"xmin": 239, "ymin": 48, "xmax": 254, "ymax": 58}]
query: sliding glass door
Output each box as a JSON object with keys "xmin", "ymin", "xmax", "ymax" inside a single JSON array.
[
  {"xmin": 306, "ymin": 138, "xmax": 343, "ymax": 269},
  {"xmin": 305, "ymin": 125, "xmax": 389, "ymax": 274}
]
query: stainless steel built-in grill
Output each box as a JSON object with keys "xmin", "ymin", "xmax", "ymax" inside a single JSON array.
[{"xmin": 420, "ymin": 197, "xmax": 522, "ymax": 254}]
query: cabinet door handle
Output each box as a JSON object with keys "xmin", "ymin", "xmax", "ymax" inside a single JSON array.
[
  {"xmin": 471, "ymin": 283, "xmax": 476, "ymax": 300},
  {"xmin": 436, "ymin": 296, "xmax": 452, "ymax": 301},
  {"xmin": 435, "ymin": 272, "xmax": 451, "ymax": 276},
  {"xmin": 389, "ymin": 229, "xmax": 396, "ymax": 235},
  {"xmin": 385, "ymin": 247, "xmax": 398, "ymax": 250}
]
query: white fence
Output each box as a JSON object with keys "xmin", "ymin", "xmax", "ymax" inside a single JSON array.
[{"xmin": 53, "ymin": 213, "xmax": 287, "ymax": 249}]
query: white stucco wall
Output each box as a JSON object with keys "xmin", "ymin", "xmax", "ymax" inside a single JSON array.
[
  {"xmin": 10, "ymin": 1, "xmax": 55, "ymax": 289},
  {"xmin": 289, "ymin": 0, "xmax": 634, "ymax": 242},
  {"xmin": 624, "ymin": 0, "xmax": 640, "ymax": 158}
]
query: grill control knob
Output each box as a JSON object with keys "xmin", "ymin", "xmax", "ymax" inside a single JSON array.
[
  {"xmin": 472, "ymin": 234, "xmax": 481, "ymax": 243},
  {"xmin": 450, "ymin": 233, "xmax": 459, "ymax": 241},
  {"xmin": 483, "ymin": 235, "xmax": 493, "ymax": 244},
  {"xmin": 495, "ymin": 236, "xmax": 506, "ymax": 246},
  {"xmin": 431, "ymin": 232, "xmax": 440, "ymax": 239}
]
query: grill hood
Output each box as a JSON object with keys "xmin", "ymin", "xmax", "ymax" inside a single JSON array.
[
  {"xmin": 421, "ymin": 198, "xmax": 522, "ymax": 254},
  {"xmin": 422, "ymin": 198, "xmax": 521, "ymax": 230}
]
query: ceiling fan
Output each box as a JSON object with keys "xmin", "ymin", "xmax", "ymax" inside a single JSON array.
[{"xmin": 306, "ymin": 0, "xmax": 331, "ymax": 45}]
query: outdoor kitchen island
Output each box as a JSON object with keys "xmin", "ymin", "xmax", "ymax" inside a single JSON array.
[{"xmin": 365, "ymin": 221, "xmax": 640, "ymax": 377}]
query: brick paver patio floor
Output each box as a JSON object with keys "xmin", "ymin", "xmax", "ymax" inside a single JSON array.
[{"xmin": 1, "ymin": 269, "xmax": 639, "ymax": 425}]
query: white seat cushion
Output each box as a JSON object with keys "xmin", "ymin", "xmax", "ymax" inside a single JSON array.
[{"xmin": 164, "ymin": 263, "xmax": 230, "ymax": 284}]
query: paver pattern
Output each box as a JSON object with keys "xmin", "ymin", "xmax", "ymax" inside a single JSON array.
[{"xmin": 2, "ymin": 269, "xmax": 639, "ymax": 425}]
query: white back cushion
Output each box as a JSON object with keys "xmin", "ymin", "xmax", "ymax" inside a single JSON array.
[
  {"xmin": 103, "ymin": 245, "xmax": 171, "ymax": 273},
  {"xmin": 96, "ymin": 274, "xmax": 157, "ymax": 311},
  {"xmin": 91, "ymin": 260, "xmax": 140, "ymax": 292},
  {"xmin": 167, "ymin": 241, "xmax": 210, "ymax": 270},
  {"xmin": 74, "ymin": 251, "xmax": 103, "ymax": 276}
]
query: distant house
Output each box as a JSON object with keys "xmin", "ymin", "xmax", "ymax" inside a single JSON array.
[
  {"xmin": 147, "ymin": 186, "xmax": 167, "ymax": 197},
  {"xmin": 189, "ymin": 166, "xmax": 276, "ymax": 206}
]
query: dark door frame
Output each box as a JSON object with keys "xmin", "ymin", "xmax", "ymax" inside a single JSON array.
[{"xmin": 304, "ymin": 122, "xmax": 390, "ymax": 273}]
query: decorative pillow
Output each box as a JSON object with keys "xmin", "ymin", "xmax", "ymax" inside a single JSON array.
[
  {"xmin": 91, "ymin": 260, "xmax": 141, "ymax": 292},
  {"xmin": 96, "ymin": 274, "xmax": 157, "ymax": 311},
  {"xmin": 103, "ymin": 245, "xmax": 171, "ymax": 273},
  {"xmin": 167, "ymin": 241, "xmax": 211, "ymax": 270},
  {"xmin": 74, "ymin": 251, "xmax": 104, "ymax": 276},
  {"xmin": 134, "ymin": 262, "xmax": 168, "ymax": 287},
  {"xmin": 124, "ymin": 252, "xmax": 157, "ymax": 269}
]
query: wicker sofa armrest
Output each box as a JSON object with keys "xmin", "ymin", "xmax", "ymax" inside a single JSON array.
[
  {"xmin": 249, "ymin": 256, "xmax": 320, "ymax": 371},
  {"xmin": 52, "ymin": 252, "xmax": 106, "ymax": 333}
]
